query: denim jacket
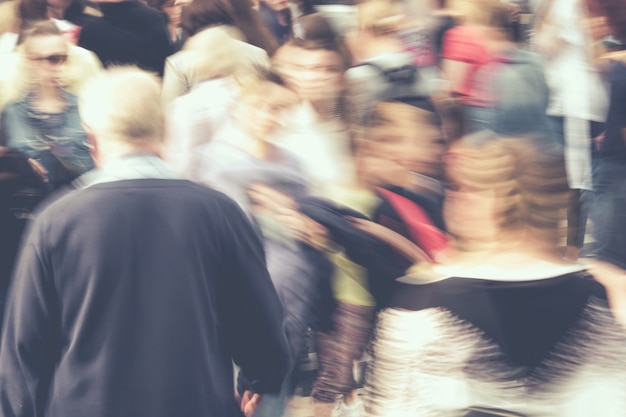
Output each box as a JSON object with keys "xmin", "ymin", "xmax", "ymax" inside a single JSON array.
[{"xmin": 0, "ymin": 90, "xmax": 94, "ymax": 191}]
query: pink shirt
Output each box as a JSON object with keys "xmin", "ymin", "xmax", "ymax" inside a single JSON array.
[{"xmin": 442, "ymin": 25, "xmax": 492, "ymax": 102}]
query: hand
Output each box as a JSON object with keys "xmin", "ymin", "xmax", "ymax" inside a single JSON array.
[
  {"xmin": 28, "ymin": 159, "xmax": 48, "ymax": 183},
  {"xmin": 239, "ymin": 390, "xmax": 262, "ymax": 417},
  {"xmin": 275, "ymin": 208, "xmax": 329, "ymax": 249},
  {"xmin": 587, "ymin": 260, "xmax": 626, "ymax": 329},
  {"xmin": 247, "ymin": 183, "xmax": 329, "ymax": 249},
  {"xmin": 585, "ymin": 15, "xmax": 611, "ymax": 43}
]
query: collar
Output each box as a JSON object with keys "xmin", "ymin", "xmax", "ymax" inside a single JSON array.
[{"xmin": 73, "ymin": 154, "xmax": 178, "ymax": 189}]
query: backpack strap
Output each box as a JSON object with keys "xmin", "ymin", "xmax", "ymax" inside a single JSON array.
[
  {"xmin": 354, "ymin": 61, "xmax": 418, "ymax": 85},
  {"xmin": 376, "ymin": 187, "xmax": 449, "ymax": 262}
]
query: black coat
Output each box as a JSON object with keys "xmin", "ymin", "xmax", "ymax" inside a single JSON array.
[
  {"xmin": 0, "ymin": 179, "xmax": 290, "ymax": 417},
  {"xmin": 78, "ymin": 1, "xmax": 172, "ymax": 75}
]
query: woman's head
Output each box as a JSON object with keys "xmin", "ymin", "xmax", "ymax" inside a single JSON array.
[
  {"xmin": 181, "ymin": 0, "xmax": 277, "ymax": 54},
  {"xmin": 235, "ymin": 71, "xmax": 300, "ymax": 141},
  {"xmin": 444, "ymin": 137, "xmax": 570, "ymax": 251},
  {"xmin": 362, "ymin": 100, "xmax": 446, "ymax": 178},
  {"xmin": 18, "ymin": 21, "xmax": 69, "ymax": 88},
  {"xmin": 273, "ymin": 13, "xmax": 350, "ymax": 107}
]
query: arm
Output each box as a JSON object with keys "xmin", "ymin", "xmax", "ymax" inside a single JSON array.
[
  {"xmin": 588, "ymin": 261, "xmax": 626, "ymax": 330},
  {"xmin": 0, "ymin": 222, "xmax": 60, "ymax": 417},
  {"xmin": 217, "ymin": 198, "xmax": 291, "ymax": 396}
]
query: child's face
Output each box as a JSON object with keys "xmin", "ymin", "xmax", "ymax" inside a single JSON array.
[{"xmin": 237, "ymin": 81, "xmax": 299, "ymax": 141}]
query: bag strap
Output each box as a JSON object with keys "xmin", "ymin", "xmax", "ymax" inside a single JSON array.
[{"xmin": 376, "ymin": 187, "xmax": 449, "ymax": 262}]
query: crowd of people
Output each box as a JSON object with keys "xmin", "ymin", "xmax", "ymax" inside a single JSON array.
[{"xmin": 0, "ymin": 0, "xmax": 626, "ymax": 416}]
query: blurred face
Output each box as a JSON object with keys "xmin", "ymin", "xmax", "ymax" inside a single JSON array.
[
  {"xmin": 238, "ymin": 81, "xmax": 300, "ymax": 141},
  {"xmin": 274, "ymin": 45, "xmax": 345, "ymax": 106},
  {"xmin": 24, "ymin": 34, "xmax": 68, "ymax": 88},
  {"xmin": 368, "ymin": 114, "xmax": 445, "ymax": 177},
  {"xmin": 163, "ymin": 0, "xmax": 182, "ymax": 27}
]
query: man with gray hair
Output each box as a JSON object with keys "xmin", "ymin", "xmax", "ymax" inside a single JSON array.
[{"xmin": 0, "ymin": 67, "xmax": 290, "ymax": 417}]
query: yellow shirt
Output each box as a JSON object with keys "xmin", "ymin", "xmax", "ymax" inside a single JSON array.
[{"xmin": 326, "ymin": 185, "xmax": 380, "ymax": 307}]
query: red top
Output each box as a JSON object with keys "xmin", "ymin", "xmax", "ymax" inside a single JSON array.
[{"xmin": 442, "ymin": 25, "xmax": 492, "ymax": 103}]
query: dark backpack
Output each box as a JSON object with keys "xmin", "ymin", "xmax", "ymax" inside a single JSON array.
[{"xmin": 349, "ymin": 60, "xmax": 436, "ymax": 125}]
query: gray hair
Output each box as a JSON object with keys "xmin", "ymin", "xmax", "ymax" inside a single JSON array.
[{"xmin": 79, "ymin": 67, "xmax": 164, "ymax": 144}]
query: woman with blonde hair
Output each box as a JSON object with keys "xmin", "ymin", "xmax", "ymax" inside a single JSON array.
[
  {"xmin": 0, "ymin": 21, "xmax": 94, "ymax": 193},
  {"xmin": 0, "ymin": 22, "xmax": 101, "ymax": 111},
  {"xmin": 364, "ymin": 137, "xmax": 626, "ymax": 417},
  {"xmin": 161, "ymin": 0, "xmax": 274, "ymax": 104}
]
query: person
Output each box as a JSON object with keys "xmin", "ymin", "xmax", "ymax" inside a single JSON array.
[
  {"xmin": 272, "ymin": 12, "xmax": 355, "ymax": 196},
  {"xmin": 363, "ymin": 137, "xmax": 626, "ymax": 417},
  {"xmin": 0, "ymin": 66, "xmax": 291, "ymax": 417},
  {"xmin": 585, "ymin": 0, "xmax": 626, "ymax": 269},
  {"xmin": 0, "ymin": 18, "xmax": 102, "ymax": 111},
  {"xmin": 146, "ymin": 0, "xmax": 184, "ymax": 52},
  {"xmin": 0, "ymin": 21, "xmax": 94, "ymax": 195},
  {"xmin": 307, "ymin": 98, "xmax": 449, "ymax": 417},
  {"xmin": 465, "ymin": 2, "xmax": 553, "ymax": 137},
  {"xmin": 77, "ymin": 0, "xmax": 172, "ymax": 75},
  {"xmin": 533, "ymin": 0, "xmax": 609, "ymax": 261},
  {"xmin": 0, "ymin": 21, "xmax": 94, "ymax": 328},
  {"xmin": 164, "ymin": 29, "xmax": 264, "ymax": 176},
  {"xmin": 161, "ymin": 0, "xmax": 273, "ymax": 104},
  {"xmin": 344, "ymin": 0, "xmax": 439, "ymax": 126},
  {"xmin": 194, "ymin": 70, "xmax": 335, "ymax": 417}
]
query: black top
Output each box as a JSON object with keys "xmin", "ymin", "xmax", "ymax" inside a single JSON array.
[
  {"xmin": 392, "ymin": 272, "xmax": 607, "ymax": 371},
  {"xmin": 78, "ymin": 1, "xmax": 172, "ymax": 75},
  {"xmin": 0, "ymin": 179, "xmax": 290, "ymax": 417}
]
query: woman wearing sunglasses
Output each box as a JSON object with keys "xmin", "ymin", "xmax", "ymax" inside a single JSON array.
[{"xmin": 0, "ymin": 20, "xmax": 94, "ymax": 194}]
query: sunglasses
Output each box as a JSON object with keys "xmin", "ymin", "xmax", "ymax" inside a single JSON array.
[{"xmin": 28, "ymin": 54, "xmax": 68, "ymax": 65}]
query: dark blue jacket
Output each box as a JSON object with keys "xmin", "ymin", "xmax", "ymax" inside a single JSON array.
[{"xmin": 0, "ymin": 179, "xmax": 291, "ymax": 417}]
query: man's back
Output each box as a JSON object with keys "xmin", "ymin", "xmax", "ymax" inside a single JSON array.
[{"xmin": 0, "ymin": 178, "xmax": 289, "ymax": 417}]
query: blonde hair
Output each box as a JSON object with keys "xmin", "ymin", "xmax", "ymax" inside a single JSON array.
[
  {"xmin": 183, "ymin": 26, "xmax": 257, "ymax": 81},
  {"xmin": 0, "ymin": 21, "xmax": 101, "ymax": 110},
  {"xmin": 79, "ymin": 67, "xmax": 164, "ymax": 144},
  {"xmin": 447, "ymin": 137, "xmax": 570, "ymax": 250}
]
